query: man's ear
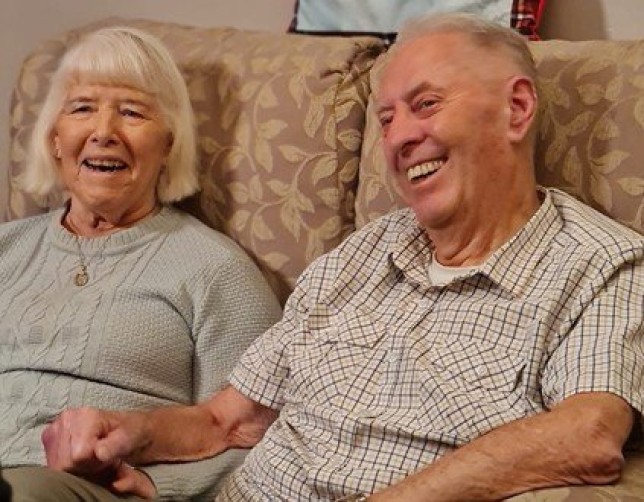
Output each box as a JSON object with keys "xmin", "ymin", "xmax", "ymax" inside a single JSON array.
[{"xmin": 506, "ymin": 76, "xmax": 537, "ymax": 143}]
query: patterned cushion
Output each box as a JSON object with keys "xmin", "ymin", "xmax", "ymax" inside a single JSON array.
[
  {"xmin": 7, "ymin": 18, "xmax": 386, "ymax": 304},
  {"xmin": 355, "ymin": 40, "xmax": 644, "ymax": 237},
  {"xmin": 532, "ymin": 40, "xmax": 644, "ymax": 236}
]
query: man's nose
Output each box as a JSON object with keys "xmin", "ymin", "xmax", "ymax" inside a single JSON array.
[
  {"xmin": 385, "ymin": 112, "xmax": 424, "ymax": 158},
  {"xmin": 90, "ymin": 110, "xmax": 119, "ymax": 146}
]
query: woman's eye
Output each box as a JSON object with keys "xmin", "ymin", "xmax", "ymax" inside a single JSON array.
[
  {"xmin": 122, "ymin": 108, "xmax": 144, "ymax": 118},
  {"xmin": 71, "ymin": 105, "xmax": 91, "ymax": 114}
]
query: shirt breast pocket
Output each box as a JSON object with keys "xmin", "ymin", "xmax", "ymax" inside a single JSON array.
[
  {"xmin": 287, "ymin": 309, "xmax": 387, "ymax": 409},
  {"xmin": 415, "ymin": 338, "xmax": 528, "ymax": 445}
]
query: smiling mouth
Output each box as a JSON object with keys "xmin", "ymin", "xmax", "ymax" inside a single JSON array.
[
  {"xmin": 82, "ymin": 159, "xmax": 128, "ymax": 173},
  {"xmin": 406, "ymin": 159, "xmax": 446, "ymax": 182}
]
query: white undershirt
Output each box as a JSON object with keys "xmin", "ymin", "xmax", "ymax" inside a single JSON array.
[{"xmin": 428, "ymin": 253, "xmax": 479, "ymax": 286}]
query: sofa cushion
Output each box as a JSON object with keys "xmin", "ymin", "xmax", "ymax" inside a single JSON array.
[
  {"xmin": 7, "ymin": 18, "xmax": 386, "ymax": 304},
  {"xmin": 355, "ymin": 40, "xmax": 644, "ymax": 236}
]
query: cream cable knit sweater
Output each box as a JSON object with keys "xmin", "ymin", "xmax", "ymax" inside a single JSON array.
[{"xmin": 0, "ymin": 206, "xmax": 282, "ymax": 500}]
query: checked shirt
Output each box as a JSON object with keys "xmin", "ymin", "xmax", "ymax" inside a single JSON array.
[{"xmin": 220, "ymin": 188, "xmax": 644, "ymax": 501}]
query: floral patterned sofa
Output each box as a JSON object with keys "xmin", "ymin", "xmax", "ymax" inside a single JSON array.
[{"xmin": 6, "ymin": 18, "xmax": 644, "ymax": 500}]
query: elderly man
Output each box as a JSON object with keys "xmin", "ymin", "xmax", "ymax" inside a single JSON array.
[{"xmin": 43, "ymin": 13, "xmax": 644, "ymax": 501}]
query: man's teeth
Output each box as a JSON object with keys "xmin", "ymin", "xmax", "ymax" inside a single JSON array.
[
  {"xmin": 407, "ymin": 160, "xmax": 444, "ymax": 181},
  {"xmin": 83, "ymin": 159, "xmax": 127, "ymax": 172}
]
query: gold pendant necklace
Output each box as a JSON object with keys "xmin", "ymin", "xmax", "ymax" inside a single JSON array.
[
  {"xmin": 75, "ymin": 264, "xmax": 89, "ymax": 286},
  {"xmin": 72, "ymin": 235, "xmax": 110, "ymax": 287}
]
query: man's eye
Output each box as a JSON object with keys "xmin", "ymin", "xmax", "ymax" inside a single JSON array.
[
  {"xmin": 418, "ymin": 99, "xmax": 436, "ymax": 110},
  {"xmin": 379, "ymin": 115, "xmax": 393, "ymax": 127}
]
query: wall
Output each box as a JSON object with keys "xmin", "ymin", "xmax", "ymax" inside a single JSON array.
[{"xmin": 2, "ymin": 0, "xmax": 644, "ymax": 217}]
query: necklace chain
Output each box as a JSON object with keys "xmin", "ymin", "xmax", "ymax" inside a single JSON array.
[{"xmin": 72, "ymin": 236, "xmax": 111, "ymax": 287}]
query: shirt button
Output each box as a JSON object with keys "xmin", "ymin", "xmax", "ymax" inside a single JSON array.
[
  {"xmin": 475, "ymin": 366, "xmax": 487, "ymax": 377},
  {"xmin": 417, "ymin": 298, "xmax": 431, "ymax": 310}
]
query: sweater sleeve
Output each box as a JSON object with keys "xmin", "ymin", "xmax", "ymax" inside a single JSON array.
[
  {"xmin": 147, "ymin": 245, "xmax": 282, "ymax": 500},
  {"xmin": 191, "ymin": 249, "xmax": 283, "ymax": 402}
]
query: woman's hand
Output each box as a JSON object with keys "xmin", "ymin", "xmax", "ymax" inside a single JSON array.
[
  {"xmin": 42, "ymin": 407, "xmax": 155, "ymax": 497},
  {"xmin": 112, "ymin": 463, "xmax": 157, "ymax": 499}
]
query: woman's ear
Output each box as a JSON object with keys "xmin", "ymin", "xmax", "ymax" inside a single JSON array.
[
  {"xmin": 53, "ymin": 135, "xmax": 62, "ymax": 159},
  {"xmin": 506, "ymin": 76, "xmax": 538, "ymax": 143},
  {"xmin": 165, "ymin": 132, "xmax": 174, "ymax": 156}
]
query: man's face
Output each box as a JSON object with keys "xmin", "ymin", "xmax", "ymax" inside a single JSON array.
[{"xmin": 376, "ymin": 32, "xmax": 523, "ymax": 232}]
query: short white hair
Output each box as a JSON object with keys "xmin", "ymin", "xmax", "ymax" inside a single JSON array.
[
  {"xmin": 393, "ymin": 12, "xmax": 537, "ymax": 81},
  {"xmin": 21, "ymin": 26, "xmax": 199, "ymax": 204}
]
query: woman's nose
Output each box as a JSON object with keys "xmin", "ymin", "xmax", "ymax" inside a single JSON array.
[{"xmin": 90, "ymin": 110, "xmax": 119, "ymax": 146}]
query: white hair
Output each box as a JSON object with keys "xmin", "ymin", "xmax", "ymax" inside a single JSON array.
[
  {"xmin": 21, "ymin": 26, "xmax": 199, "ymax": 204},
  {"xmin": 393, "ymin": 11, "xmax": 537, "ymax": 81}
]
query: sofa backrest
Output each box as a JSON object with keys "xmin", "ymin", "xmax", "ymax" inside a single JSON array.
[
  {"xmin": 6, "ymin": 18, "xmax": 385, "ymax": 304},
  {"xmin": 7, "ymin": 20, "xmax": 644, "ymax": 304}
]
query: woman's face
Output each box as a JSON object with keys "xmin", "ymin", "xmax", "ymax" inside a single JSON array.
[{"xmin": 52, "ymin": 82, "xmax": 171, "ymax": 223}]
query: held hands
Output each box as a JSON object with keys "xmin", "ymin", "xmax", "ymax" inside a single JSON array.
[{"xmin": 42, "ymin": 407, "xmax": 156, "ymax": 498}]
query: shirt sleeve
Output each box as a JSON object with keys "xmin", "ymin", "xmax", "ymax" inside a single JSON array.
[
  {"xmin": 229, "ymin": 264, "xmax": 315, "ymax": 410},
  {"xmin": 541, "ymin": 255, "xmax": 644, "ymax": 414}
]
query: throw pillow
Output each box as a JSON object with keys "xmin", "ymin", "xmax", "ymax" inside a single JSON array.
[{"xmin": 289, "ymin": 0, "xmax": 546, "ymax": 41}]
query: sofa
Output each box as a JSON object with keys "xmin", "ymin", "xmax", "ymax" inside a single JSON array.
[{"xmin": 6, "ymin": 17, "xmax": 644, "ymax": 500}]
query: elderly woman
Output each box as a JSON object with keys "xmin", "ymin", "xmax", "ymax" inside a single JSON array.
[{"xmin": 0, "ymin": 27, "xmax": 282, "ymax": 500}]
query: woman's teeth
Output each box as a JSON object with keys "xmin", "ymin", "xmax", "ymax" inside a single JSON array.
[
  {"xmin": 83, "ymin": 159, "xmax": 127, "ymax": 172},
  {"xmin": 407, "ymin": 159, "xmax": 445, "ymax": 181}
]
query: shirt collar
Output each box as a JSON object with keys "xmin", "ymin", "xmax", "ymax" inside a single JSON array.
[
  {"xmin": 391, "ymin": 209, "xmax": 434, "ymax": 287},
  {"xmin": 390, "ymin": 188, "xmax": 562, "ymax": 296},
  {"xmin": 481, "ymin": 187, "xmax": 562, "ymax": 297}
]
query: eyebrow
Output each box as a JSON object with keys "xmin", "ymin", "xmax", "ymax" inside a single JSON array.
[{"xmin": 64, "ymin": 95, "xmax": 152, "ymax": 108}]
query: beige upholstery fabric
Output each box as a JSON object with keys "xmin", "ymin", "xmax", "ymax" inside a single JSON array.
[
  {"xmin": 354, "ymin": 52, "xmax": 405, "ymax": 229},
  {"xmin": 532, "ymin": 40, "xmax": 644, "ymax": 235},
  {"xmin": 7, "ymin": 18, "xmax": 385, "ymax": 304},
  {"xmin": 355, "ymin": 40, "xmax": 644, "ymax": 236}
]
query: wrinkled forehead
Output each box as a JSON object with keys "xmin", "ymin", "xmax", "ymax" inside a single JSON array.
[
  {"xmin": 375, "ymin": 34, "xmax": 471, "ymax": 101},
  {"xmin": 375, "ymin": 32, "xmax": 518, "ymax": 103}
]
